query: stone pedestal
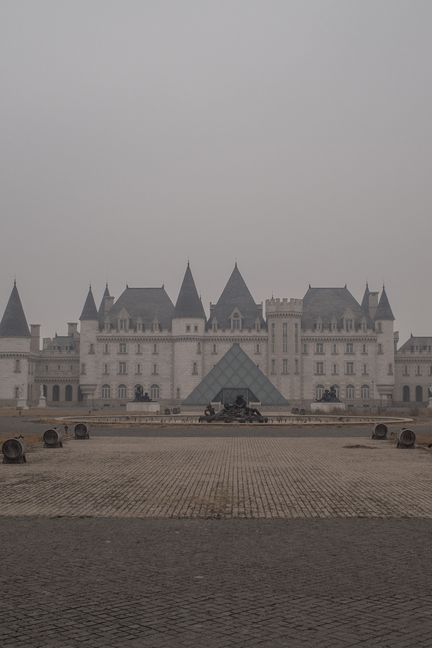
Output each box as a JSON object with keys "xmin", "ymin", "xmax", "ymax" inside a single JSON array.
[
  {"xmin": 126, "ymin": 401, "xmax": 160, "ymax": 414},
  {"xmin": 16, "ymin": 398, "xmax": 29, "ymax": 410},
  {"xmin": 38, "ymin": 396, "xmax": 47, "ymax": 408},
  {"xmin": 310, "ymin": 402, "xmax": 346, "ymax": 413}
]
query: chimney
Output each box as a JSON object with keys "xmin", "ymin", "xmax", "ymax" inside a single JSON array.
[
  {"xmin": 68, "ymin": 322, "xmax": 78, "ymax": 337},
  {"xmin": 30, "ymin": 324, "xmax": 40, "ymax": 353},
  {"xmin": 368, "ymin": 292, "xmax": 379, "ymax": 320}
]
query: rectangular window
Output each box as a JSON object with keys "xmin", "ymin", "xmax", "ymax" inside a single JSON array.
[
  {"xmin": 362, "ymin": 344, "xmax": 367, "ymax": 354},
  {"xmin": 136, "ymin": 363, "xmax": 142, "ymax": 375},
  {"xmin": 295, "ymin": 323, "xmax": 299, "ymax": 354},
  {"xmin": 89, "ymin": 344, "xmax": 95, "ymax": 354},
  {"xmin": 332, "ymin": 344, "xmax": 337, "ymax": 355},
  {"xmin": 295, "ymin": 358, "xmax": 299, "ymax": 374},
  {"xmin": 81, "ymin": 363, "xmax": 86, "ymax": 375},
  {"xmin": 255, "ymin": 343, "xmax": 260, "ymax": 354},
  {"xmin": 136, "ymin": 343, "xmax": 142, "ymax": 354},
  {"xmin": 104, "ymin": 343, "xmax": 109, "ymax": 354},
  {"xmin": 119, "ymin": 362, "xmax": 127, "ymax": 375},
  {"xmin": 194, "ymin": 325, "xmax": 198, "ymax": 332},
  {"xmin": 14, "ymin": 359, "xmax": 21, "ymax": 373},
  {"xmin": 119, "ymin": 342, "xmax": 127, "ymax": 354},
  {"xmin": 362, "ymin": 364, "xmax": 368, "ymax": 375},
  {"xmin": 403, "ymin": 366, "xmax": 409, "ymax": 376},
  {"xmin": 119, "ymin": 319, "xmax": 127, "ymax": 330},
  {"xmin": 282, "ymin": 322, "xmax": 288, "ymax": 353},
  {"xmin": 346, "ymin": 343, "xmax": 353, "ymax": 354},
  {"xmin": 378, "ymin": 344, "xmax": 383, "ymax": 354},
  {"xmin": 192, "ymin": 362, "xmax": 198, "ymax": 375},
  {"xmin": 303, "ymin": 343, "xmax": 308, "ymax": 354},
  {"xmin": 416, "ymin": 365, "xmax": 422, "ymax": 376},
  {"xmin": 316, "ymin": 362, "xmax": 324, "ymax": 375},
  {"xmin": 316, "ymin": 342, "xmax": 324, "ymax": 354},
  {"xmin": 197, "ymin": 342, "xmax": 201, "ymax": 354},
  {"xmin": 103, "ymin": 363, "xmax": 109, "ymax": 375},
  {"xmin": 271, "ymin": 359, "xmax": 276, "ymax": 374},
  {"xmin": 332, "ymin": 364, "xmax": 338, "ymax": 375},
  {"xmin": 388, "ymin": 363, "xmax": 393, "ymax": 376},
  {"xmin": 271, "ymin": 323, "xmax": 276, "ymax": 353},
  {"xmin": 186, "ymin": 325, "xmax": 191, "ymax": 332},
  {"xmin": 152, "ymin": 364, "xmax": 158, "ymax": 375},
  {"xmin": 153, "ymin": 343, "xmax": 158, "ymax": 355},
  {"xmin": 212, "ymin": 344, "xmax": 217, "ymax": 355},
  {"xmin": 346, "ymin": 362, "xmax": 354, "ymax": 375},
  {"xmin": 282, "ymin": 359, "xmax": 288, "ymax": 374}
]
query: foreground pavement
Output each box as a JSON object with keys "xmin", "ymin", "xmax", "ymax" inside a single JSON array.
[
  {"xmin": 1, "ymin": 433, "xmax": 432, "ymax": 647},
  {"xmin": 1, "ymin": 517, "xmax": 432, "ymax": 647}
]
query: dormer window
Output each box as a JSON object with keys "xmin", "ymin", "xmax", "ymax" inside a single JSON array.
[
  {"xmin": 152, "ymin": 320, "xmax": 160, "ymax": 332},
  {"xmin": 212, "ymin": 319, "xmax": 217, "ymax": 332},
  {"xmin": 255, "ymin": 319, "xmax": 261, "ymax": 332},
  {"xmin": 315, "ymin": 318, "xmax": 323, "ymax": 332},
  {"xmin": 231, "ymin": 313, "xmax": 241, "ymax": 331},
  {"xmin": 119, "ymin": 318, "xmax": 128, "ymax": 330}
]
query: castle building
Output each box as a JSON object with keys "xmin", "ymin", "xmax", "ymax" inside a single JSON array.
[{"xmin": 0, "ymin": 264, "xmax": 427, "ymax": 409}]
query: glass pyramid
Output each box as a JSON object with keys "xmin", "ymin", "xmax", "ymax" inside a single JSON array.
[{"xmin": 183, "ymin": 343, "xmax": 288, "ymax": 405}]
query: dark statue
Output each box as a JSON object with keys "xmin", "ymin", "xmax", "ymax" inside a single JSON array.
[
  {"xmin": 316, "ymin": 386, "xmax": 341, "ymax": 403},
  {"xmin": 200, "ymin": 394, "xmax": 268, "ymax": 424},
  {"xmin": 133, "ymin": 386, "xmax": 152, "ymax": 402}
]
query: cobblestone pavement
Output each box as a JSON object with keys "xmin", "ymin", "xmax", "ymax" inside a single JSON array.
[
  {"xmin": 1, "ymin": 517, "xmax": 432, "ymax": 648},
  {"xmin": 1, "ymin": 436, "xmax": 432, "ymax": 519}
]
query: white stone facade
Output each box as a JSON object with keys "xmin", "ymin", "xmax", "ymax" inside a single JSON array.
[{"xmin": 0, "ymin": 269, "xmax": 423, "ymax": 409}]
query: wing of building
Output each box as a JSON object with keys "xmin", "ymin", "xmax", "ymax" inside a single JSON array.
[{"xmin": 0, "ymin": 266, "xmax": 418, "ymax": 410}]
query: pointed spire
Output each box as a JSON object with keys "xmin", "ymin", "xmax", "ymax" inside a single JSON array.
[
  {"xmin": 174, "ymin": 263, "xmax": 206, "ymax": 319},
  {"xmin": 0, "ymin": 282, "xmax": 31, "ymax": 337},
  {"xmin": 98, "ymin": 283, "xmax": 111, "ymax": 318},
  {"xmin": 79, "ymin": 286, "xmax": 98, "ymax": 321},
  {"xmin": 374, "ymin": 286, "xmax": 395, "ymax": 321},
  {"xmin": 361, "ymin": 282, "xmax": 370, "ymax": 312}
]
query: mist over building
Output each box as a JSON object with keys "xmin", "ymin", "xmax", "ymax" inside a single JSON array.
[{"xmin": 0, "ymin": 263, "xmax": 427, "ymax": 408}]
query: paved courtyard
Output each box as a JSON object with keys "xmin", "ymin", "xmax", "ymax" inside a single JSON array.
[
  {"xmin": 1, "ymin": 432, "xmax": 432, "ymax": 647},
  {"xmin": 0, "ymin": 435, "xmax": 431, "ymax": 519}
]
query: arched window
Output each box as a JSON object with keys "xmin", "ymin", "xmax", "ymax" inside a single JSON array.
[
  {"xmin": 42, "ymin": 385, "xmax": 47, "ymax": 398},
  {"xmin": 150, "ymin": 384, "xmax": 160, "ymax": 400},
  {"xmin": 118, "ymin": 384, "xmax": 127, "ymax": 399},
  {"xmin": 315, "ymin": 385, "xmax": 325, "ymax": 400},
  {"xmin": 52, "ymin": 385, "xmax": 60, "ymax": 402},
  {"xmin": 402, "ymin": 385, "xmax": 410, "ymax": 402},
  {"xmin": 346, "ymin": 385, "xmax": 355, "ymax": 400},
  {"xmin": 102, "ymin": 384, "xmax": 111, "ymax": 399},
  {"xmin": 416, "ymin": 385, "xmax": 423, "ymax": 402},
  {"xmin": 331, "ymin": 385, "xmax": 340, "ymax": 399},
  {"xmin": 361, "ymin": 384, "xmax": 369, "ymax": 400},
  {"xmin": 65, "ymin": 385, "xmax": 73, "ymax": 401}
]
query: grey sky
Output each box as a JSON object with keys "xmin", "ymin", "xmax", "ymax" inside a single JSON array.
[{"xmin": 0, "ymin": 0, "xmax": 430, "ymax": 343}]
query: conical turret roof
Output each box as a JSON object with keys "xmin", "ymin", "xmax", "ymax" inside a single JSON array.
[
  {"xmin": 80, "ymin": 286, "xmax": 98, "ymax": 321},
  {"xmin": 174, "ymin": 263, "xmax": 206, "ymax": 319},
  {"xmin": 0, "ymin": 282, "xmax": 31, "ymax": 337},
  {"xmin": 98, "ymin": 284, "xmax": 111, "ymax": 318},
  {"xmin": 374, "ymin": 286, "xmax": 395, "ymax": 321},
  {"xmin": 361, "ymin": 283, "xmax": 370, "ymax": 312},
  {"xmin": 210, "ymin": 264, "xmax": 265, "ymax": 329}
]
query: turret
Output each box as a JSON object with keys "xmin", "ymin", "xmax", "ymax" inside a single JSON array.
[
  {"xmin": 172, "ymin": 263, "xmax": 206, "ymax": 401},
  {"xmin": 79, "ymin": 286, "xmax": 98, "ymax": 404},
  {"xmin": 0, "ymin": 282, "xmax": 31, "ymax": 406},
  {"xmin": 373, "ymin": 286, "xmax": 395, "ymax": 404}
]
